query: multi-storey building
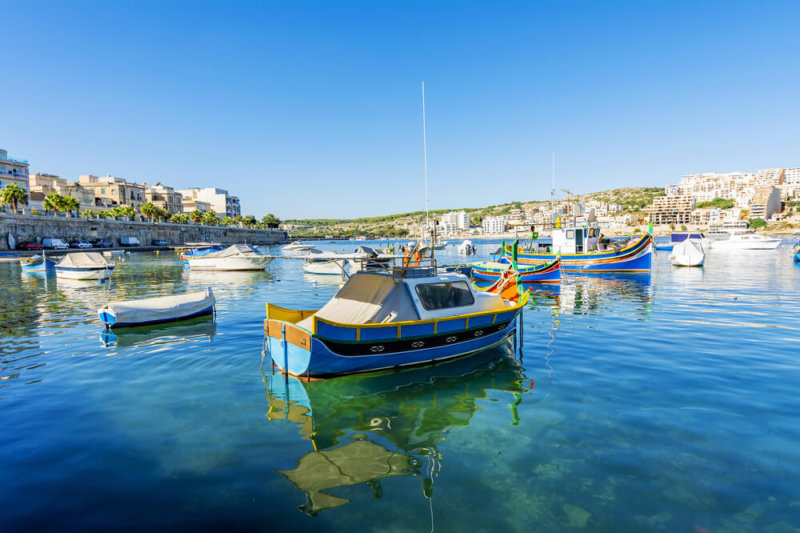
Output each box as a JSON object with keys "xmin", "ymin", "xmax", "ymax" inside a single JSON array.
[
  {"xmin": 177, "ymin": 187, "xmax": 241, "ymax": 218},
  {"xmin": 750, "ymin": 186, "xmax": 781, "ymax": 220},
  {"xmin": 482, "ymin": 216, "xmax": 508, "ymax": 234},
  {"xmin": 649, "ymin": 195, "xmax": 694, "ymax": 225},
  {"xmin": 29, "ymin": 173, "xmax": 95, "ymax": 211},
  {"xmin": 0, "ymin": 148, "xmax": 30, "ymax": 194},
  {"xmin": 145, "ymin": 183, "xmax": 183, "ymax": 215},
  {"xmin": 78, "ymin": 175, "xmax": 146, "ymax": 210},
  {"xmin": 781, "ymin": 168, "xmax": 800, "ymax": 198},
  {"xmin": 181, "ymin": 196, "xmax": 212, "ymax": 214},
  {"xmin": 439, "ymin": 210, "xmax": 471, "ymax": 234}
]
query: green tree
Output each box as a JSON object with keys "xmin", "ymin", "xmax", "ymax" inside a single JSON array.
[
  {"xmin": 750, "ymin": 218, "xmax": 767, "ymax": 229},
  {"xmin": 261, "ymin": 213, "xmax": 280, "ymax": 227},
  {"xmin": 189, "ymin": 209, "xmax": 204, "ymax": 224},
  {"xmin": 43, "ymin": 192, "xmax": 64, "ymax": 215},
  {"xmin": 680, "ymin": 224, "xmax": 687, "ymax": 231},
  {"xmin": 62, "ymin": 196, "xmax": 80, "ymax": 217},
  {"xmin": 0, "ymin": 184, "xmax": 29, "ymax": 213},
  {"xmin": 140, "ymin": 201, "xmax": 157, "ymax": 222},
  {"xmin": 242, "ymin": 214, "xmax": 257, "ymax": 228},
  {"xmin": 120, "ymin": 206, "xmax": 136, "ymax": 219},
  {"xmin": 82, "ymin": 209, "xmax": 96, "ymax": 219},
  {"xmin": 170, "ymin": 213, "xmax": 189, "ymax": 224},
  {"xmin": 220, "ymin": 216, "xmax": 234, "ymax": 226},
  {"xmin": 155, "ymin": 207, "xmax": 170, "ymax": 222},
  {"xmin": 202, "ymin": 210, "xmax": 219, "ymax": 225}
]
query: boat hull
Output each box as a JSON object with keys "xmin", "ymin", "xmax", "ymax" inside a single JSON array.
[
  {"xmin": 302, "ymin": 260, "xmax": 347, "ymax": 275},
  {"xmin": 711, "ymin": 239, "xmax": 781, "ymax": 250},
  {"xmin": 472, "ymin": 258, "xmax": 561, "ymax": 283},
  {"xmin": 56, "ymin": 264, "xmax": 115, "ymax": 280},
  {"xmin": 20, "ymin": 256, "xmax": 57, "ymax": 271},
  {"xmin": 508, "ymin": 235, "xmax": 653, "ymax": 273},
  {"xmin": 265, "ymin": 308, "xmax": 523, "ymax": 379},
  {"xmin": 187, "ymin": 256, "xmax": 273, "ymax": 271}
]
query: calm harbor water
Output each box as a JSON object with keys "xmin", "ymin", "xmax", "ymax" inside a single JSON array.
[{"xmin": 2, "ymin": 240, "xmax": 800, "ymax": 532}]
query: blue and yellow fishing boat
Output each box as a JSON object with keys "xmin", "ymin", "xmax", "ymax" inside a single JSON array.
[
  {"xmin": 20, "ymin": 254, "xmax": 57, "ymax": 272},
  {"xmin": 793, "ymin": 240, "xmax": 800, "ymax": 262},
  {"xmin": 264, "ymin": 259, "xmax": 528, "ymax": 379},
  {"xmin": 472, "ymin": 256, "xmax": 561, "ymax": 283},
  {"xmin": 506, "ymin": 224, "xmax": 652, "ymax": 273}
]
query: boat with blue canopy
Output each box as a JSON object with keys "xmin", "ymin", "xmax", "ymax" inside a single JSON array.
[
  {"xmin": 264, "ymin": 255, "xmax": 528, "ymax": 379},
  {"xmin": 654, "ymin": 232, "xmax": 707, "ymax": 251},
  {"xmin": 505, "ymin": 223, "xmax": 652, "ymax": 273}
]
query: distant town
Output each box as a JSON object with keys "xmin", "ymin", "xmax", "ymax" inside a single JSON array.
[{"xmin": 2, "ymin": 146, "xmax": 798, "ymax": 238}]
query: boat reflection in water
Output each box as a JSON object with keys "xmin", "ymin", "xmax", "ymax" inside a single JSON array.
[
  {"xmin": 263, "ymin": 349, "xmax": 532, "ymax": 516},
  {"xmin": 557, "ymin": 273, "xmax": 653, "ymax": 316},
  {"xmin": 101, "ymin": 316, "xmax": 217, "ymax": 347}
]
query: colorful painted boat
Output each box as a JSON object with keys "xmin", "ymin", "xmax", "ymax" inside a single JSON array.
[
  {"xmin": 98, "ymin": 289, "xmax": 215, "ymax": 329},
  {"xmin": 506, "ymin": 230, "xmax": 653, "ymax": 273},
  {"xmin": 264, "ymin": 263, "xmax": 528, "ymax": 379},
  {"xmin": 20, "ymin": 254, "xmax": 57, "ymax": 272},
  {"xmin": 793, "ymin": 240, "xmax": 800, "ymax": 262},
  {"xmin": 472, "ymin": 256, "xmax": 561, "ymax": 283}
]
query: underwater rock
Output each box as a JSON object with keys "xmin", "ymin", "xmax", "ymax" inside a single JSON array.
[{"xmin": 563, "ymin": 503, "xmax": 591, "ymax": 528}]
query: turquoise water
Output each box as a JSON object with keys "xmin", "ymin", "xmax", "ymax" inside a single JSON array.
[{"xmin": 2, "ymin": 241, "xmax": 800, "ymax": 532}]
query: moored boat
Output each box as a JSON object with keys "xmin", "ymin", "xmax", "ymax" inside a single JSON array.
[
  {"xmin": 793, "ymin": 240, "xmax": 800, "ymax": 262},
  {"xmin": 179, "ymin": 245, "xmax": 225, "ymax": 263},
  {"xmin": 264, "ymin": 259, "xmax": 528, "ymax": 379},
  {"xmin": 507, "ymin": 225, "xmax": 653, "ymax": 273},
  {"xmin": 302, "ymin": 251, "xmax": 349, "ymax": 275},
  {"xmin": 20, "ymin": 254, "xmax": 57, "ymax": 272},
  {"xmin": 283, "ymin": 241, "xmax": 317, "ymax": 254},
  {"xmin": 669, "ymin": 239, "xmax": 705, "ymax": 267},
  {"xmin": 457, "ymin": 239, "xmax": 476, "ymax": 255},
  {"xmin": 186, "ymin": 244, "xmax": 273, "ymax": 271},
  {"xmin": 709, "ymin": 231, "xmax": 781, "ymax": 251},
  {"xmin": 472, "ymin": 256, "xmax": 561, "ymax": 283},
  {"xmin": 55, "ymin": 252, "xmax": 116, "ymax": 280},
  {"xmin": 98, "ymin": 288, "xmax": 215, "ymax": 328}
]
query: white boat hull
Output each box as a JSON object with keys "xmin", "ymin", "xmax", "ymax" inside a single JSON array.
[
  {"xmin": 303, "ymin": 260, "xmax": 348, "ymax": 275},
  {"xmin": 187, "ymin": 256, "xmax": 273, "ymax": 271},
  {"xmin": 56, "ymin": 265, "xmax": 115, "ymax": 280},
  {"xmin": 670, "ymin": 240, "xmax": 705, "ymax": 267},
  {"xmin": 711, "ymin": 239, "xmax": 781, "ymax": 250}
]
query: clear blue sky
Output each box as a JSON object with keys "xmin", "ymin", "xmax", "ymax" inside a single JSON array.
[{"xmin": 3, "ymin": 0, "xmax": 799, "ymax": 219}]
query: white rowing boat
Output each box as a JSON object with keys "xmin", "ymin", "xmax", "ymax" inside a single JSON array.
[{"xmin": 98, "ymin": 289, "xmax": 215, "ymax": 328}]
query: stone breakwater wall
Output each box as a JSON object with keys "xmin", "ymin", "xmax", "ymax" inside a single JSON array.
[{"xmin": 0, "ymin": 213, "xmax": 287, "ymax": 250}]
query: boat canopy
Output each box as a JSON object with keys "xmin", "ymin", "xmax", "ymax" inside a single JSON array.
[
  {"xmin": 205, "ymin": 244, "xmax": 261, "ymax": 258},
  {"xmin": 57, "ymin": 252, "xmax": 110, "ymax": 267},
  {"xmin": 99, "ymin": 289, "xmax": 214, "ymax": 326},
  {"xmin": 298, "ymin": 273, "xmax": 419, "ymax": 328}
]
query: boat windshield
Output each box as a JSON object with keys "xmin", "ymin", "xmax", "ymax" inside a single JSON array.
[{"xmin": 415, "ymin": 281, "xmax": 475, "ymax": 310}]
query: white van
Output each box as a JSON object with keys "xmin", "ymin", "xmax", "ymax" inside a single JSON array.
[
  {"xmin": 42, "ymin": 238, "xmax": 69, "ymax": 250},
  {"xmin": 119, "ymin": 237, "xmax": 141, "ymax": 247}
]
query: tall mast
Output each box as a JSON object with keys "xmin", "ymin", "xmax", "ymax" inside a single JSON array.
[
  {"xmin": 551, "ymin": 150, "xmax": 555, "ymax": 228},
  {"xmin": 422, "ymin": 81, "xmax": 429, "ymax": 236}
]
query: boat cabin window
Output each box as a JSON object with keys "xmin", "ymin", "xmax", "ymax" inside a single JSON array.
[
  {"xmin": 415, "ymin": 281, "xmax": 475, "ymax": 311},
  {"xmin": 566, "ymin": 230, "xmax": 574, "ymax": 239}
]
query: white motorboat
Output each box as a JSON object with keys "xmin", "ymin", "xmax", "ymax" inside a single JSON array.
[
  {"xmin": 55, "ymin": 252, "xmax": 116, "ymax": 280},
  {"xmin": 709, "ymin": 231, "xmax": 781, "ymax": 251},
  {"xmin": 98, "ymin": 289, "xmax": 215, "ymax": 328},
  {"xmin": 186, "ymin": 244, "xmax": 273, "ymax": 271},
  {"xmin": 670, "ymin": 239, "xmax": 704, "ymax": 267},
  {"xmin": 302, "ymin": 250, "xmax": 349, "ymax": 275},
  {"xmin": 457, "ymin": 239, "xmax": 476, "ymax": 255},
  {"xmin": 282, "ymin": 241, "xmax": 317, "ymax": 254}
]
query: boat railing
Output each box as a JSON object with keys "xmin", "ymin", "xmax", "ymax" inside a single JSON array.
[{"xmin": 355, "ymin": 255, "xmax": 438, "ymax": 278}]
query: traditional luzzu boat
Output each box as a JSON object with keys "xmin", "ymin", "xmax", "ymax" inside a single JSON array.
[
  {"xmin": 793, "ymin": 240, "xmax": 800, "ymax": 262},
  {"xmin": 55, "ymin": 252, "xmax": 116, "ymax": 280},
  {"xmin": 472, "ymin": 255, "xmax": 561, "ymax": 283},
  {"xmin": 505, "ymin": 224, "xmax": 653, "ymax": 273},
  {"xmin": 98, "ymin": 289, "xmax": 215, "ymax": 328},
  {"xmin": 20, "ymin": 254, "xmax": 57, "ymax": 272},
  {"xmin": 264, "ymin": 257, "xmax": 529, "ymax": 379}
]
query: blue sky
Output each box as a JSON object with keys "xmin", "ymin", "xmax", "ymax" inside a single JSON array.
[{"xmin": 3, "ymin": 0, "xmax": 799, "ymax": 218}]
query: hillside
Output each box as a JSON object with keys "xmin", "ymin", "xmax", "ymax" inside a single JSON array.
[{"xmin": 284, "ymin": 186, "xmax": 666, "ymax": 238}]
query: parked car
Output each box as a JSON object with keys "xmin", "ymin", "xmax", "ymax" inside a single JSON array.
[
  {"xmin": 69, "ymin": 239, "xmax": 93, "ymax": 249},
  {"xmin": 42, "ymin": 238, "xmax": 69, "ymax": 250},
  {"xmin": 16, "ymin": 241, "xmax": 43, "ymax": 251},
  {"xmin": 120, "ymin": 237, "xmax": 141, "ymax": 247},
  {"xmin": 151, "ymin": 239, "xmax": 168, "ymax": 246},
  {"xmin": 91, "ymin": 238, "xmax": 113, "ymax": 248}
]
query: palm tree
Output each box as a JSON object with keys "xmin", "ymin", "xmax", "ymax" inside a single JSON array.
[
  {"xmin": 0, "ymin": 184, "xmax": 29, "ymax": 214},
  {"xmin": 261, "ymin": 213, "xmax": 280, "ymax": 228},
  {"xmin": 140, "ymin": 201, "xmax": 157, "ymax": 222},
  {"xmin": 220, "ymin": 216, "xmax": 234, "ymax": 227},
  {"xmin": 120, "ymin": 206, "xmax": 136, "ymax": 220},
  {"xmin": 63, "ymin": 196, "xmax": 80, "ymax": 217},
  {"xmin": 82, "ymin": 209, "xmax": 96, "ymax": 219},
  {"xmin": 170, "ymin": 213, "xmax": 189, "ymax": 224},
  {"xmin": 242, "ymin": 215, "xmax": 257, "ymax": 228},
  {"xmin": 202, "ymin": 211, "xmax": 220, "ymax": 226},
  {"xmin": 155, "ymin": 207, "xmax": 170, "ymax": 222},
  {"xmin": 43, "ymin": 192, "xmax": 63, "ymax": 216},
  {"xmin": 189, "ymin": 209, "xmax": 204, "ymax": 224}
]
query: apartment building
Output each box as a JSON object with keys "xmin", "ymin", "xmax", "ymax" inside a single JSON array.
[
  {"xmin": 29, "ymin": 173, "xmax": 95, "ymax": 211},
  {"xmin": 781, "ymin": 168, "xmax": 800, "ymax": 198},
  {"xmin": 482, "ymin": 216, "xmax": 508, "ymax": 234},
  {"xmin": 78, "ymin": 175, "xmax": 146, "ymax": 209},
  {"xmin": 145, "ymin": 183, "xmax": 183, "ymax": 215},
  {"xmin": 0, "ymin": 148, "xmax": 29, "ymax": 192},
  {"xmin": 181, "ymin": 196, "xmax": 212, "ymax": 214},
  {"xmin": 749, "ymin": 186, "xmax": 781, "ymax": 220},
  {"xmin": 649, "ymin": 195, "xmax": 694, "ymax": 225},
  {"xmin": 177, "ymin": 187, "xmax": 240, "ymax": 218}
]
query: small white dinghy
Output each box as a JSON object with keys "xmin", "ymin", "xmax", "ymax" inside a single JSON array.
[
  {"xmin": 670, "ymin": 239, "xmax": 704, "ymax": 267},
  {"xmin": 98, "ymin": 288, "xmax": 215, "ymax": 328},
  {"xmin": 56, "ymin": 252, "xmax": 116, "ymax": 280}
]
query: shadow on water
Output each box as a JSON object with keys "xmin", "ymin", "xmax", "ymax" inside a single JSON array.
[{"xmin": 262, "ymin": 348, "xmax": 533, "ymax": 517}]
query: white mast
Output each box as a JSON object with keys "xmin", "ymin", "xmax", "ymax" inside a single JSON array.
[
  {"xmin": 422, "ymin": 81, "xmax": 429, "ymax": 235},
  {"xmin": 551, "ymin": 150, "xmax": 555, "ymax": 227}
]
